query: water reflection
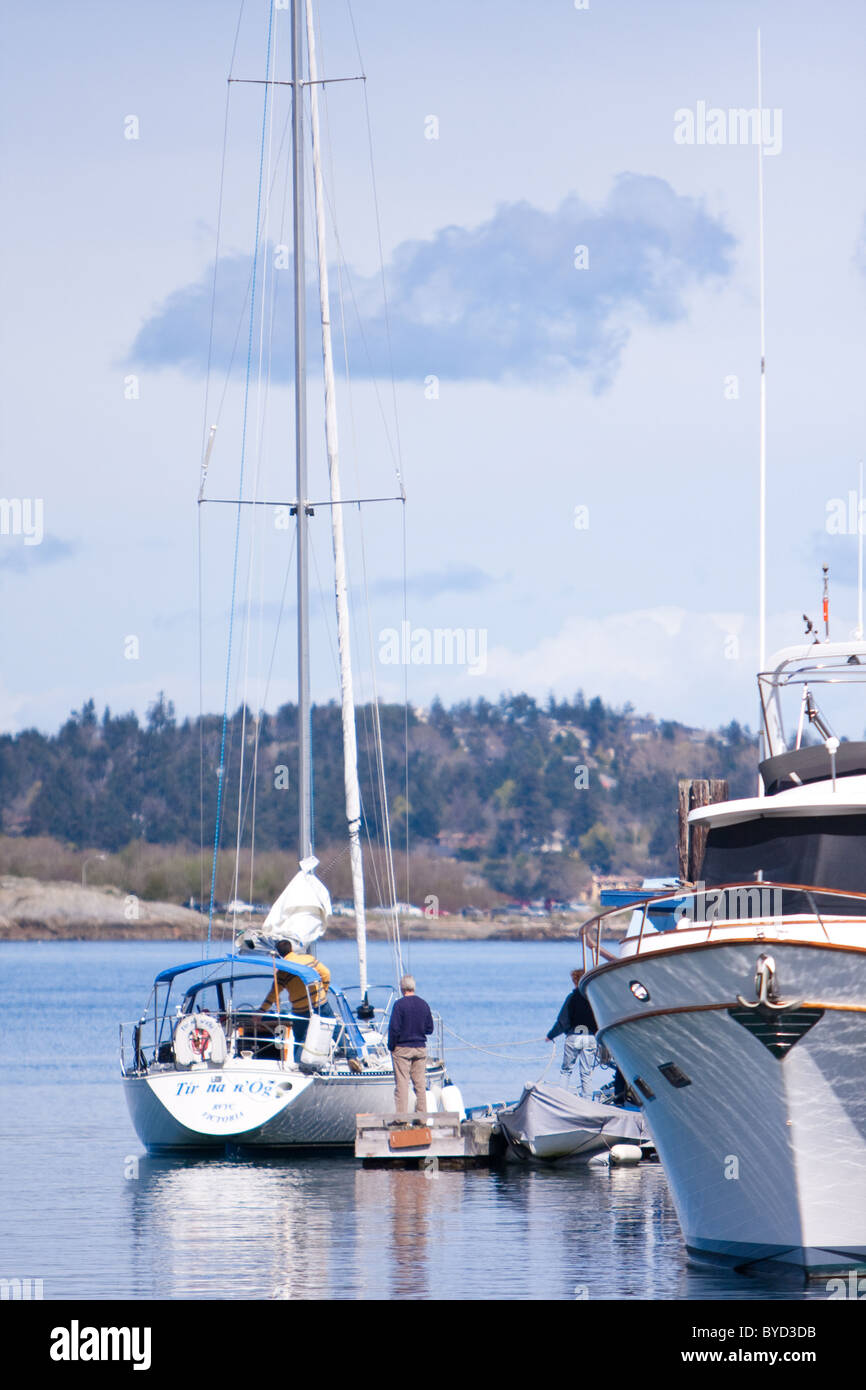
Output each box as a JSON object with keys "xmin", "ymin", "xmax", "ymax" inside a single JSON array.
[
  {"xmin": 128, "ymin": 1155, "xmax": 338, "ymax": 1299},
  {"xmin": 352, "ymin": 1167, "xmax": 455, "ymax": 1300},
  {"xmin": 122, "ymin": 1151, "xmax": 828, "ymax": 1300}
]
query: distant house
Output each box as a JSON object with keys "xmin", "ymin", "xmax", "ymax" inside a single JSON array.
[
  {"xmin": 539, "ymin": 834, "xmax": 565, "ymax": 853},
  {"xmin": 547, "ymin": 721, "xmax": 589, "ymax": 749},
  {"xmin": 436, "ymin": 830, "xmax": 487, "ymax": 852},
  {"xmin": 628, "ymin": 716, "xmax": 657, "ymax": 738}
]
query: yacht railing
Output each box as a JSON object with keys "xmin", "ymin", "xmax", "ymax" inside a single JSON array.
[
  {"xmin": 119, "ymin": 1007, "xmax": 349, "ymax": 1077},
  {"xmin": 579, "ymin": 881, "xmax": 866, "ymax": 968},
  {"xmin": 119, "ymin": 1000, "xmax": 447, "ymax": 1076},
  {"xmin": 339, "ymin": 983, "xmax": 396, "ymax": 1033},
  {"xmin": 117, "ymin": 1006, "xmax": 447, "ymax": 1078},
  {"xmin": 338, "ymin": 984, "xmax": 446, "ymax": 1068}
]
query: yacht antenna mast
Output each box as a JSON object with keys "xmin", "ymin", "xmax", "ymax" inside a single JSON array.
[
  {"xmin": 292, "ymin": 0, "xmax": 313, "ymax": 862},
  {"xmin": 858, "ymin": 460, "xmax": 864, "ymax": 640},
  {"xmin": 755, "ymin": 28, "xmax": 769, "ymax": 798},
  {"xmin": 757, "ymin": 27, "xmax": 767, "ymax": 680}
]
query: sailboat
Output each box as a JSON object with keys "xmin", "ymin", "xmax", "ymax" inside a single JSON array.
[{"xmin": 120, "ymin": 0, "xmax": 462, "ymax": 1151}]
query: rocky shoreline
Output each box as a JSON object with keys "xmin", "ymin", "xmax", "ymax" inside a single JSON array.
[
  {"xmin": 0, "ymin": 876, "xmax": 207, "ymax": 940},
  {"xmin": 0, "ymin": 876, "xmax": 602, "ymax": 943}
]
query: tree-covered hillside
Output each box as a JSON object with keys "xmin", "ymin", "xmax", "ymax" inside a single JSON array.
[{"xmin": 0, "ymin": 691, "xmax": 757, "ymax": 903}]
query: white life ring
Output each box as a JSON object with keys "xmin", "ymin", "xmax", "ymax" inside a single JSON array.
[{"xmin": 174, "ymin": 1012, "xmax": 228, "ymax": 1066}]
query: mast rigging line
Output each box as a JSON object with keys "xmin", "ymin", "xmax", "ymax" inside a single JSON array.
[
  {"xmin": 199, "ymin": 102, "xmax": 294, "ymax": 471},
  {"xmin": 198, "ymin": 0, "xmax": 245, "ymax": 914},
  {"xmin": 206, "ymin": 1, "xmax": 277, "ymax": 950},
  {"xmin": 232, "ymin": 0, "xmax": 284, "ymax": 918},
  {"xmin": 308, "ymin": 2, "xmax": 405, "ymax": 989},
  {"xmin": 307, "ymin": 0, "xmax": 373, "ymax": 996},
  {"xmin": 346, "ymin": 0, "xmax": 405, "ymax": 484},
  {"xmin": 229, "ymin": 534, "xmax": 299, "ymax": 920},
  {"xmin": 338, "ymin": 3, "xmax": 410, "ymax": 975}
]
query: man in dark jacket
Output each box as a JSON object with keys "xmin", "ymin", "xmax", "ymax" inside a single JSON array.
[
  {"xmin": 547, "ymin": 968, "xmax": 598, "ymax": 1098},
  {"xmin": 388, "ymin": 975, "xmax": 434, "ymax": 1114}
]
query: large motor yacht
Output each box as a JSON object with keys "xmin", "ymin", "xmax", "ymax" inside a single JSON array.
[{"xmin": 581, "ymin": 639, "xmax": 866, "ymax": 1275}]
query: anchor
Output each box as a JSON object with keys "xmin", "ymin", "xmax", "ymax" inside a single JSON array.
[{"xmin": 736, "ymin": 953, "xmax": 802, "ymax": 1011}]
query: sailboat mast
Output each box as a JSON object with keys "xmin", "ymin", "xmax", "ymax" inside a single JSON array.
[
  {"xmin": 305, "ymin": 0, "xmax": 369, "ymax": 997},
  {"xmin": 292, "ymin": 0, "xmax": 313, "ymax": 862}
]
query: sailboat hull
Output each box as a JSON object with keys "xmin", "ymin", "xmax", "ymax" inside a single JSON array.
[
  {"xmin": 124, "ymin": 1061, "xmax": 448, "ymax": 1152},
  {"xmin": 584, "ymin": 938, "xmax": 866, "ymax": 1274}
]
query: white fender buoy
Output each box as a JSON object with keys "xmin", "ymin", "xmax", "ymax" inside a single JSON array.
[
  {"xmin": 609, "ymin": 1143, "xmax": 642, "ymax": 1166},
  {"xmin": 440, "ymin": 1083, "xmax": 465, "ymax": 1118}
]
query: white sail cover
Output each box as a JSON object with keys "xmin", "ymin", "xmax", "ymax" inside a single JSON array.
[{"xmin": 261, "ymin": 857, "xmax": 332, "ymax": 948}]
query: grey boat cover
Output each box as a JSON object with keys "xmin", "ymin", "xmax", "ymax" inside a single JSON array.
[{"xmin": 498, "ymin": 1083, "xmax": 648, "ymax": 1163}]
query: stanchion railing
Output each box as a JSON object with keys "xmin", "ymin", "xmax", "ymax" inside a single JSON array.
[
  {"xmin": 120, "ymin": 1007, "xmax": 348, "ymax": 1074},
  {"xmin": 578, "ymin": 881, "xmax": 866, "ymax": 968}
]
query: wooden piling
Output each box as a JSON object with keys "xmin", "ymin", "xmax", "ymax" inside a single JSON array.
[{"xmin": 678, "ymin": 778, "xmax": 729, "ymax": 881}]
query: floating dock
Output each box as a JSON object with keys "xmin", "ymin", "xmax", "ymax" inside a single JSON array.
[{"xmin": 355, "ymin": 1112, "xmax": 497, "ymax": 1167}]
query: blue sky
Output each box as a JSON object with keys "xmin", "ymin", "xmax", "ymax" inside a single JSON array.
[{"xmin": 2, "ymin": 0, "xmax": 866, "ymax": 736}]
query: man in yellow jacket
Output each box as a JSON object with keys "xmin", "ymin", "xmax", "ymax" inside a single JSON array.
[{"xmin": 259, "ymin": 939, "xmax": 333, "ymax": 1058}]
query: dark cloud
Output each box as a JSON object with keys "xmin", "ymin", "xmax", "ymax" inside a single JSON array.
[{"xmin": 129, "ymin": 174, "xmax": 735, "ymax": 387}]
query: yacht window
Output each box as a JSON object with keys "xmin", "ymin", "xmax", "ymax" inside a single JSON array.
[
  {"xmin": 702, "ymin": 814, "xmax": 866, "ymax": 910},
  {"xmin": 658, "ymin": 1062, "xmax": 692, "ymax": 1088}
]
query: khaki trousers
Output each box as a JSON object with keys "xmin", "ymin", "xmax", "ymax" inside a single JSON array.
[{"xmin": 392, "ymin": 1046, "xmax": 428, "ymax": 1114}]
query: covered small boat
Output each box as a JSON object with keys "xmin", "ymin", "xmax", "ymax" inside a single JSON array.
[{"xmin": 496, "ymin": 1082, "xmax": 649, "ymax": 1164}]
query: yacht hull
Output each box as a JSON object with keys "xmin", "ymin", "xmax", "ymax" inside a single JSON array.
[
  {"xmin": 124, "ymin": 1062, "xmax": 447, "ymax": 1152},
  {"xmin": 583, "ymin": 939, "xmax": 866, "ymax": 1274}
]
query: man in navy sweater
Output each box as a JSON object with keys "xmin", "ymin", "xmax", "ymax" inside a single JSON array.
[{"xmin": 388, "ymin": 975, "xmax": 434, "ymax": 1114}]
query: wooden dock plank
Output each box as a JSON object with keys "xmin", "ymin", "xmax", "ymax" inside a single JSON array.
[{"xmin": 355, "ymin": 1112, "xmax": 493, "ymax": 1165}]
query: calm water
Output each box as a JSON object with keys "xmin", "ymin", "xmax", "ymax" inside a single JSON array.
[{"xmin": 0, "ymin": 939, "xmax": 825, "ymax": 1301}]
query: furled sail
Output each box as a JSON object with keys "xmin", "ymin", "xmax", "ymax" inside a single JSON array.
[
  {"xmin": 261, "ymin": 856, "xmax": 332, "ymax": 948},
  {"xmin": 306, "ymin": 0, "xmax": 369, "ymax": 993}
]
